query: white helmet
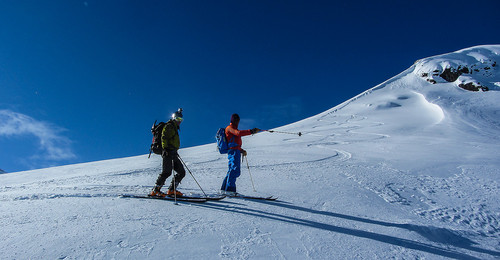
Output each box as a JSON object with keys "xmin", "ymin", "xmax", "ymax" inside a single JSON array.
[{"xmin": 172, "ymin": 108, "xmax": 183, "ymax": 122}]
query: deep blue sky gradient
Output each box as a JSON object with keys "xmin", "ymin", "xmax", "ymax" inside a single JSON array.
[{"xmin": 1, "ymin": 0, "xmax": 499, "ymax": 172}]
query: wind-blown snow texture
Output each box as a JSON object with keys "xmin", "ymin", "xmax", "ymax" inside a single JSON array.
[{"xmin": 1, "ymin": 45, "xmax": 500, "ymax": 259}]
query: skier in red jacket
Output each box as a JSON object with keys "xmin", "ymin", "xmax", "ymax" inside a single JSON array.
[{"xmin": 221, "ymin": 113, "xmax": 260, "ymax": 195}]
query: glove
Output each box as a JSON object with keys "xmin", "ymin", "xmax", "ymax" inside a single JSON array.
[
  {"xmin": 241, "ymin": 149, "xmax": 247, "ymax": 157},
  {"xmin": 250, "ymin": 128, "xmax": 260, "ymax": 134},
  {"xmin": 162, "ymin": 150, "xmax": 168, "ymax": 158}
]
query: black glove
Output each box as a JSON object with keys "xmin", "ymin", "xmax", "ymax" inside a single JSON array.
[
  {"xmin": 241, "ymin": 149, "xmax": 247, "ymax": 157},
  {"xmin": 250, "ymin": 128, "xmax": 260, "ymax": 134},
  {"xmin": 162, "ymin": 150, "xmax": 168, "ymax": 158}
]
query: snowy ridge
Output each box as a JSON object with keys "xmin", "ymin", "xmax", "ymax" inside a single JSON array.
[{"xmin": 1, "ymin": 45, "xmax": 500, "ymax": 259}]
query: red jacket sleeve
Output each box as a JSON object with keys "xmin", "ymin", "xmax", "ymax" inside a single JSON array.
[{"xmin": 226, "ymin": 126, "xmax": 251, "ymax": 137}]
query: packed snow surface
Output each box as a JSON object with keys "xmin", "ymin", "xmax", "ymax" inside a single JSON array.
[{"xmin": 1, "ymin": 45, "xmax": 500, "ymax": 259}]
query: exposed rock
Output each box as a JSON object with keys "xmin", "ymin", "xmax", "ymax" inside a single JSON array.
[
  {"xmin": 439, "ymin": 68, "xmax": 460, "ymax": 82},
  {"xmin": 439, "ymin": 66, "xmax": 469, "ymax": 82},
  {"xmin": 458, "ymin": 82, "xmax": 489, "ymax": 92}
]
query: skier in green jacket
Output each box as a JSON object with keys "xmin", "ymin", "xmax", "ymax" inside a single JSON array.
[{"xmin": 150, "ymin": 108, "xmax": 186, "ymax": 197}]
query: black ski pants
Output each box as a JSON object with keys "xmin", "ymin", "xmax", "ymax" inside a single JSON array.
[{"xmin": 155, "ymin": 151, "xmax": 186, "ymax": 189}]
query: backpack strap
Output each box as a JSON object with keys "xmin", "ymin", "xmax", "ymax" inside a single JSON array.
[{"xmin": 226, "ymin": 130, "xmax": 238, "ymax": 149}]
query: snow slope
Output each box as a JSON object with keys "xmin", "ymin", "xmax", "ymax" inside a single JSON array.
[{"xmin": 1, "ymin": 45, "xmax": 500, "ymax": 259}]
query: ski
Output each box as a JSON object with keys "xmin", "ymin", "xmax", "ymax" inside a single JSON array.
[
  {"xmin": 176, "ymin": 193, "xmax": 226, "ymax": 201},
  {"xmin": 226, "ymin": 194, "xmax": 277, "ymax": 201},
  {"xmin": 120, "ymin": 194, "xmax": 207, "ymax": 203}
]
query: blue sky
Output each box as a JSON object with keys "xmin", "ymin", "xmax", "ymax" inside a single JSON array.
[{"xmin": 1, "ymin": 0, "xmax": 499, "ymax": 172}]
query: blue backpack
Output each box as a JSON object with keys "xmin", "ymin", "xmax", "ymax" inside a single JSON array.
[{"xmin": 216, "ymin": 128, "xmax": 235, "ymax": 154}]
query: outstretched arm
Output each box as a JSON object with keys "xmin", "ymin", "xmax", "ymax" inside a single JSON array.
[{"xmin": 226, "ymin": 127, "xmax": 252, "ymax": 137}]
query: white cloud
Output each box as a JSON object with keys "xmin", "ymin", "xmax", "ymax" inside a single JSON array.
[{"xmin": 0, "ymin": 109, "xmax": 76, "ymax": 161}]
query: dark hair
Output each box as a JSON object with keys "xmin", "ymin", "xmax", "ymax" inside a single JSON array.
[{"xmin": 230, "ymin": 113, "xmax": 240, "ymax": 124}]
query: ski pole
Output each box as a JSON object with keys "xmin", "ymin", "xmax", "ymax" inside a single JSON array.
[
  {"xmin": 244, "ymin": 155, "xmax": 257, "ymax": 192},
  {"xmin": 177, "ymin": 154, "xmax": 208, "ymax": 197},
  {"xmin": 264, "ymin": 130, "xmax": 302, "ymax": 136}
]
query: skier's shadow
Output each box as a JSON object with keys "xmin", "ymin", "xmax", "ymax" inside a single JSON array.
[
  {"xmin": 197, "ymin": 200, "xmax": 499, "ymax": 260},
  {"xmin": 257, "ymin": 200, "xmax": 499, "ymax": 258}
]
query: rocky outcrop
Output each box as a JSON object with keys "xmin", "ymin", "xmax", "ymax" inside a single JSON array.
[
  {"xmin": 439, "ymin": 66, "xmax": 470, "ymax": 82},
  {"xmin": 458, "ymin": 82, "xmax": 489, "ymax": 92},
  {"xmin": 418, "ymin": 59, "xmax": 497, "ymax": 92}
]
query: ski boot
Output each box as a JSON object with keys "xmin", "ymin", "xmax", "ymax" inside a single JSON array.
[
  {"xmin": 167, "ymin": 189, "xmax": 183, "ymax": 197},
  {"xmin": 222, "ymin": 190, "xmax": 238, "ymax": 197},
  {"xmin": 167, "ymin": 181, "xmax": 183, "ymax": 197},
  {"xmin": 149, "ymin": 185, "xmax": 167, "ymax": 197}
]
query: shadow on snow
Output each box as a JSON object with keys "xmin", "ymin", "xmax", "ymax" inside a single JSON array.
[{"xmin": 195, "ymin": 200, "xmax": 500, "ymax": 260}]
